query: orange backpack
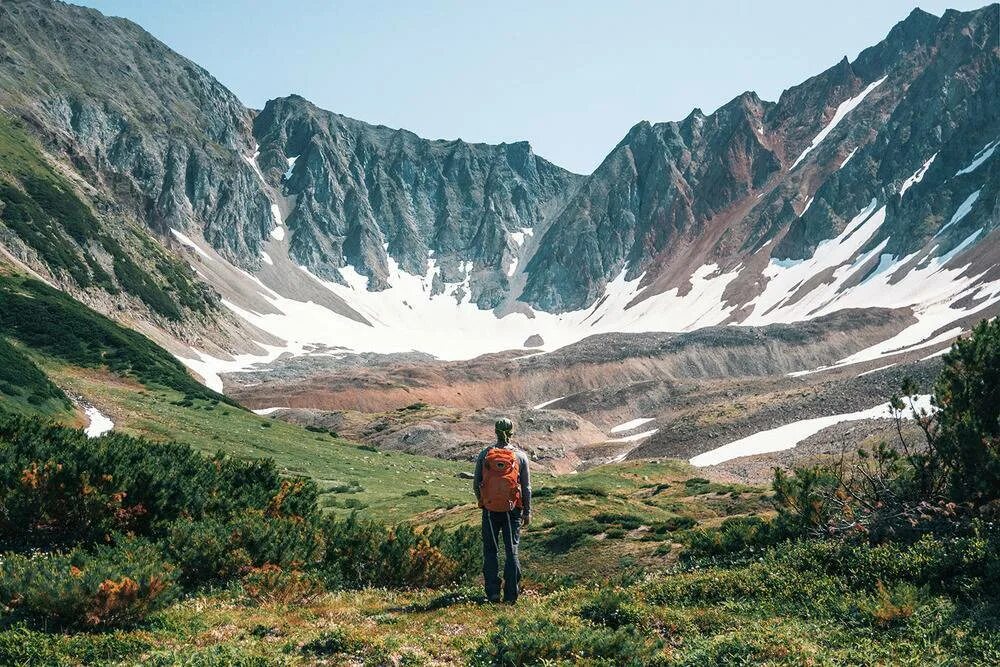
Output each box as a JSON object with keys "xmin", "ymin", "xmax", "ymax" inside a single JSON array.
[{"xmin": 480, "ymin": 447, "xmax": 521, "ymax": 512}]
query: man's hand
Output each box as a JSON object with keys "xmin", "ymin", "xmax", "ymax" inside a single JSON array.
[{"xmin": 521, "ymin": 512, "xmax": 530, "ymax": 527}]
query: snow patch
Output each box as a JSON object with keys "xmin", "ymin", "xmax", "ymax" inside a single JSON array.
[
  {"xmin": 270, "ymin": 226, "xmax": 286, "ymax": 241},
  {"xmin": 533, "ymin": 396, "xmax": 565, "ymax": 409},
  {"xmin": 260, "ymin": 251, "xmax": 273, "ymax": 266},
  {"xmin": 284, "ymin": 156, "xmax": 298, "ymax": 181},
  {"xmin": 839, "ymin": 147, "xmax": 859, "ymax": 168},
  {"xmin": 84, "ymin": 406, "xmax": 114, "ymax": 438},
  {"xmin": 691, "ymin": 395, "xmax": 934, "ymax": 466},
  {"xmin": 899, "ymin": 153, "xmax": 937, "ymax": 196},
  {"xmin": 170, "ymin": 229, "xmax": 214, "ymax": 261},
  {"xmin": 607, "ymin": 428, "xmax": 658, "ymax": 443},
  {"xmin": 610, "ymin": 417, "xmax": 655, "ymax": 434},
  {"xmin": 790, "ymin": 76, "xmax": 886, "ymax": 170},
  {"xmin": 253, "ymin": 407, "xmax": 286, "ymax": 415},
  {"xmin": 856, "ymin": 363, "xmax": 896, "ymax": 378},
  {"xmin": 935, "ymin": 190, "xmax": 980, "ymax": 237},
  {"xmin": 954, "ymin": 140, "xmax": 997, "ymax": 176}
]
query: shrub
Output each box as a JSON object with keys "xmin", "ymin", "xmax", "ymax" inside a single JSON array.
[
  {"xmin": 301, "ymin": 627, "xmax": 369, "ymax": 658},
  {"xmin": 404, "ymin": 488, "xmax": 430, "ymax": 497},
  {"xmin": 683, "ymin": 515, "xmax": 781, "ymax": 559},
  {"xmin": 861, "ymin": 581, "xmax": 924, "ymax": 628},
  {"xmin": 470, "ymin": 615, "xmax": 667, "ymax": 666},
  {"xmin": 165, "ymin": 514, "xmax": 324, "ymax": 586},
  {"xmin": 650, "ymin": 516, "xmax": 697, "ymax": 533},
  {"xmin": 593, "ymin": 512, "xmax": 643, "ymax": 530},
  {"xmin": 0, "ymin": 541, "xmax": 177, "ymax": 628},
  {"xmin": 931, "ymin": 318, "xmax": 1000, "ymax": 503},
  {"xmin": 543, "ymin": 520, "xmax": 603, "ymax": 553},
  {"xmin": 240, "ymin": 564, "xmax": 325, "ymax": 605},
  {"xmin": 0, "ymin": 416, "xmax": 318, "ymax": 550},
  {"xmin": 579, "ymin": 588, "xmax": 646, "ymax": 629},
  {"xmin": 320, "ymin": 514, "xmax": 479, "ymax": 588}
]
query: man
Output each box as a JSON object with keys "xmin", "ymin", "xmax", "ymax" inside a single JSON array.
[{"xmin": 473, "ymin": 417, "xmax": 531, "ymax": 604}]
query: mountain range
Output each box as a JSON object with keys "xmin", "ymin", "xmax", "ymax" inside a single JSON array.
[{"xmin": 0, "ymin": 0, "xmax": 997, "ymax": 397}]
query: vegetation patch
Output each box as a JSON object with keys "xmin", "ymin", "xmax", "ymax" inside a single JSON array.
[{"xmin": 0, "ymin": 274, "xmax": 232, "ymax": 404}]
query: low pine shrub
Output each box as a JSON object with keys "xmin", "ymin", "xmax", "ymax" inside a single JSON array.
[
  {"xmin": 579, "ymin": 588, "xmax": 646, "ymax": 629},
  {"xmin": 593, "ymin": 512, "xmax": 643, "ymax": 529},
  {"xmin": 470, "ymin": 614, "xmax": 667, "ymax": 666},
  {"xmin": 683, "ymin": 515, "xmax": 782, "ymax": 559},
  {"xmin": 165, "ymin": 513, "xmax": 324, "ymax": 586},
  {"xmin": 301, "ymin": 627, "xmax": 369, "ymax": 658},
  {"xmin": 0, "ymin": 541, "xmax": 177, "ymax": 628},
  {"xmin": 320, "ymin": 514, "xmax": 479, "ymax": 588},
  {"xmin": 650, "ymin": 516, "xmax": 697, "ymax": 534},
  {"xmin": 861, "ymin": 581, "xmax": 925, "ymax": 628},
  {"xmin": 240, "ymin": 565, "xmax": 325, "ymax": 605},
  {"xmin": 543, "ymin": 519, "xmax": 603, "ymax": 553}
]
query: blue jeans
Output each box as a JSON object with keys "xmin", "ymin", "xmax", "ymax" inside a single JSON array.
[{"xmin": 482, "ymin": 508, "xmax": 521, "ymax": 602}]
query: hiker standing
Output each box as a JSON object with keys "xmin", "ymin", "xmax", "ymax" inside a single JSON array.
[{"xmin": 473, "ymin": 417, "xmax": 531, "ymax": 604}]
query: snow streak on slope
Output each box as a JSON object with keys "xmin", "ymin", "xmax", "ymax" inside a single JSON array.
[
  {"xmin": 790, "ymin": 76, "xmax": 887, "ymax": 170},
  {"xmin": 744, "ymin": 195, "xmax": 1000, "ymax": 372},
  {"xmin": 935, "ymin": 190, "xmax": 981, "ymax": 237},
  {"xmin": 955, "ymin": 140, "xmax": 997, "ymax": 176},
  {"xmin": 610, "ymin": 417, "xmax": 655, "ymax": 433},
  {"xmin": 900, "ymin": 153, "xmax": 937, "ymax": 196},
  {"xmin": 691, "ymin": 395, "xmax": 934, "ymax": 466},
  {"xmin": 171, "ymin": 228, "xmax": 214, "ymax": 261}
]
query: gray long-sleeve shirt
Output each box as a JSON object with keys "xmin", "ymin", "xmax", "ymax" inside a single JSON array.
[{"xmin": 473, "ymin": 444, "xmax": 531, "ymax": 514}]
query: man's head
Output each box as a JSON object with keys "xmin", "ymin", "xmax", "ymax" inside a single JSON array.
[{"xmin": 495, "ymin": 417, "xmax": 514, "ymax": 444}]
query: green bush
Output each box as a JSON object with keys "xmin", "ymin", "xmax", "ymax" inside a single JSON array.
[
  {"xmin": 0, "ymin": 413, "xmax": 482, "ymax": 611},
  {"xmin": 165, "ymin": 513, "xmax": 324, "ymax": 586},
  {"xmin": 301, "ymin": 627, "xmax": 369, "ymax": 658},
  {"xmin": 683, "ymin": 515, "xmax": 782, "ymax": 559},
  {"xmin": 0, "ymin": 336, "xmax": 68, "ymax": 408},
  {"xmin": 320, "ymin": 514, "xmax": 479, "ymax": 588},
  {"xmin": 932, "ymin": 318, "xmax": 1000, "ymax": 503},
  {"xmin": 470, "ymin": 614, "xmax": 667, "ymax": 666},
  {"xmin": 650, "ymin": 516, "xmax": 697, "ymax": 533},
  {"xmin": 0, "ymin": 416, "xmax": 317, "ymax": 550},
  {"xmin": 593, "ymin": 512, "xmax": 643, "ymax": 530},
  {"xmin": 0, "ymin": 540, "xmax": 178, "ymax": 628},
  {"xmin": 543, "ymin": 519, "xmax": 604, "ymax": 554},
  {"xmin": 579, "ymin": 588, "xmax": 646, "ymax": 629}
]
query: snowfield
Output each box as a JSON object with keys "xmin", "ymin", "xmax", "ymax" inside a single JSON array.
[{"xmin": 172, "ymin": 148, "xmax": 998, "ymax": 391}]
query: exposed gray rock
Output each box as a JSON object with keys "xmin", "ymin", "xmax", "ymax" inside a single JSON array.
[
  {"xmin": 0, "ymin": 0, "xmax": 273, "ymax": 268},
  {"xmin": 252, "ymin": 95, "xmax": 583, "ymax": 303}
]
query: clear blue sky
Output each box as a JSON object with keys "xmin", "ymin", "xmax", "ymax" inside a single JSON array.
[{"xmin": 75, "ymin": 1, "xmax": 988, "ymax": 174}]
